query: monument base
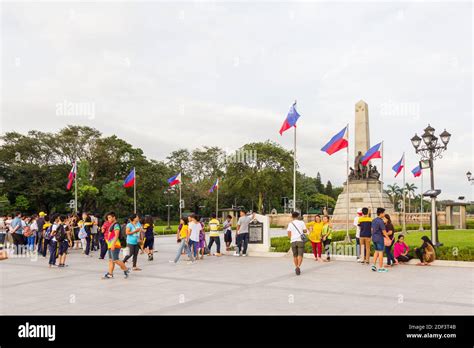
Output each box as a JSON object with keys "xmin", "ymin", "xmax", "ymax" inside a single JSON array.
[{"xmin": 332, "ymin": 179, "xmax": 394, "ymax": 230}]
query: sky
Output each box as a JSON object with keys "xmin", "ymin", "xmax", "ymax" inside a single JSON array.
[{"xmin": 1, "ymin": 0, "xmax": 473, "ymax": 201}]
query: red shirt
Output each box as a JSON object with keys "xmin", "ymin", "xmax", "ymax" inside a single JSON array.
[{"xmin": 102, "ymin": 221, "xmax": 111, "ymax": 238}]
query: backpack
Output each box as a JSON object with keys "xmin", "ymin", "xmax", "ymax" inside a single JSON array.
[
  {"xmin": 55, "ymin": 225, "xmax": 66, "ymax": 242},
  {"xmin": 78, "ymin": 226, "xmax": 87, "ymax": 239},
  {"xmin": 44, "ymin": 225, "xmax": 53, "ymax": 240},
  {"xmin": 119, "ymin": 224, "xmax": 127, "ymax": 247}
]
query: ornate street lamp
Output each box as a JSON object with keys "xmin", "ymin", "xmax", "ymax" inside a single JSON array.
[
  {"xmin": 410, "ymin": 125, "xmax": 451, "ymax": 246},
  {"xmin": 467, "ymin": 171, "xmax": 474, "ymax": 184}
]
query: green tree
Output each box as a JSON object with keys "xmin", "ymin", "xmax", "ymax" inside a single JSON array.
[
  {"xmin": 315, "ymin": 172, "xmax": 324, "ymax": 193},
  {"xmin": 325, "ymin": 180, "xmax": 333, "ymax": 197},
  {"xmin": 14, "ymin": 195, "xmax": 30, "ymax": 212}
]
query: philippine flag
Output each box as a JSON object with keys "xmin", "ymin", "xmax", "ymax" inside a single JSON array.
[
  {"xmin": 361, "ymin": 142, "xmax": 382, "ymax": 166},
  {"xmin": 168, "ymin": 172, "xmax": 182, "ymax": 187},
  {"xmin": 66, "ymin": 162, "xmax": 77, "ymax": 191},
  {"xmin": 209, "ymin": 178, "xmax": 219, "ymax": 193},
  {"xmin": 279, "ymin": 102, "xmax": 301, "ymax": 135},
  {"xmin": 123, "ymin": 168, "xmax": 135, "ymax": 188},
  {"xmin": 392, "ymin": 155, "xmax": 405, "ymax": 178},
  {"xmin": 321, "ymin": 126, "xmax": 349, "ymax": 155},
  {"xmin": 411, "ymin": 165, "xmax": 422, "ymax": 178}
]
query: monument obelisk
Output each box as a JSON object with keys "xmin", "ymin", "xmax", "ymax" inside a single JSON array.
[{"xmin": 332, "ymin": 100, "xmax": 394, "ymax": 229}]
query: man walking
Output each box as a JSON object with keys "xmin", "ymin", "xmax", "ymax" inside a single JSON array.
[
  {"xmin": 234, "ymin": 210, "xmax": 255, "ymax": 257},
  {"xmin": 287, "ymin": 212, "xmax": 308, "ymax": 276},
  {"xmin": 207, "ymin": 213, "xmax": 221, "ymax": 256},
  {"xmin": 102, "ymin": 212, "xmax": 130, "ymax": 279}
]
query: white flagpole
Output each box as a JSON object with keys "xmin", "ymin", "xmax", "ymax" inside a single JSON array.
[
  {"xmin": 381, "ymin": 141, "xmax": 384, "ymax": 194},
  {"xmin": 402, "ymin": 154, "xmax": 406, "ymax": 233},
  {"xmin": 74, "ymin": 160, "xmax": 78, "ymax": 213},
  {"xmin": 419, "ymin": 168, "xmax": 424, "ymax": 230},
  {"xmin": 216, "ymin": 181, "xmax": 219, "ymax": 218},
  {"xmin": 133, "ymin": 167, "xmax": 137, "ymax": 214},
  {"xmin": 179, "ymin": 183, "xmax": 182, "ymax": 219},
  {"xmin": 346, "ymin": 124, "xmax": 350, "ymax": 242},
  {"xmin": 293, "ymin": 126, "xmax": 297, "ymax": 212}
]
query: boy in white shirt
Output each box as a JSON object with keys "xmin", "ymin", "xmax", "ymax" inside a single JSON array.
[{"xmin": 287, "ymin": 212, "xmax": 308, "ymax": 276}]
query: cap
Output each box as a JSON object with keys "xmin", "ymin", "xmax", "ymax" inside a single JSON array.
[{"xmin": 39, "ymin": 212, "xmax": 46, "ymax": 217}]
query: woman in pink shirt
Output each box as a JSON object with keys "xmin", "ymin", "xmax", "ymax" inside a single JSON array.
[{"xmin": 393, "ymin": 235, "xmax": 413, "ymax": 263}]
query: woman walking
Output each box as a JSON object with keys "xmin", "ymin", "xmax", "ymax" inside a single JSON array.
[
  {"xmin": 122, "ymin": 214, "xmax": 143, "ymax": 271},
  {"xmin": 383, "ymin": 214, "xmax": 397, "ymax": 267},
  {"xmin": 170, "ymin": 217, "xmax": 193, "ymax": 264}
]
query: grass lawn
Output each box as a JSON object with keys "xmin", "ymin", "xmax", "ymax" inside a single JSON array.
[{"xmin": 401, "ymin": 229, "xmax": 474, "ymax": 249}]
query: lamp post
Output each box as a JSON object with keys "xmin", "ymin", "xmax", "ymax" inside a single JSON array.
[
  {"xmin": 164, "ymin": 188, "xmax": 173, "ymax": 231},
  {"xmin": 410, "ymin": 124, "xmax": 451, "ymax": 246}
]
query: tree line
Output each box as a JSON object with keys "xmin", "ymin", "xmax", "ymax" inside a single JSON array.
[{"xmin": 0, "ymin": 126, "xmax": 342, "ymax": 220}]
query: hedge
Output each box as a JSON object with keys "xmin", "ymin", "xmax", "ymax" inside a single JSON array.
[
  {"xmin": 394, "ymin": 224, "xmax": 455, "ymax": 232},
  {"xmin": 270, "ymin": 236, "xmax": 474, "ymax": 261}
]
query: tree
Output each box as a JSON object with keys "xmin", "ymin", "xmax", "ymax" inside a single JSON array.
[
  {"xmin": 405, "ymin": 183, "xmax": 417, "ymax": 213},
  {"xmin": 325, "ymin": 180, "xmax": 333, "ymax": 197},
  {"xmin": 14, "ymin": 195, "xmax": 30, "ymax": 212},
  {"xmin": 315, "ymin": 172, "xmax": 325, "ymax": 193},
  {"xmin": 386, "ymin": 184, "xmax": 402, "ymax": 210}
]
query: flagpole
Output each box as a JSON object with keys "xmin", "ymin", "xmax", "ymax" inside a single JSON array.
[
  {"xmin": 293, "ymin": 125, "xmax": 297, "ymax": 212},
  {"xmin": 74, "ymin": 160, "xmax": 78, "ymax": 213},
  {"xmin": 402, "ymin": 154, "xmax": 406, "ymax": 233},
  {"xmin": 133, "ymin": 167, "xmax": 137, "ymax": 214},
  {"xmin": 216, "ymin": 181, "xmax": 219, "ymax": 218},
  {"xmin": 345, "ymin": 123, "xmax": 350, "ymax": 242},
  {"xmin": 419, "ymin": 168, "xmax": 424, "ymax": 231},
  {"xmin": 381, "ymin": 141, "xmax": 384, "ymax": 194},
  {"xmin": 179, "ymin": 183, "xmax": 182, "ymax": 219}
]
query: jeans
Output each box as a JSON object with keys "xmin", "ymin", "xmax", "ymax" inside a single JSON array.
[
  {"xmin": 208, "ymin": 236, "xmax": 221, "ymax": 254},
  {"xmin": 355, "ymin": 237, "xmax": 360, "ymax": 259},
  {"xmin": 397, "ymin": 255, "xmax": 412, "ymax": 263},
  {"xmin": 12, "ymin": 233, "xmax": 25, "ymax": 255},
  {"xmin": 40, "ymin": 238, "xmax": 49, "ymax": 257},
  {"xmin": 27, "ymin": 235, "xmax": 36, "ymax": 252},
  {"xmin": 237, "ymin": 233, "xmax": 249, "ymax": 254},
  {"xmin": 48, "ymin": 240, "xmax": 57, "ymax": 265},
  {"xmin": 188, "ymin": 240, "xmax": 198, "ymax": 258},
  {"xmin": 385, "ymin": 245, "xmax": 396, "ymax": 265},
  {"xmin": 174, "ymin": 239, "xmax": 193, "ymax": 263},
  {"xmin": 99, "ymin": 236, "xmax": 107, "ymax": 259},
  {"xmin": 0, "ymin": 232, "xmax": 6, "ymax": 248},
  {"xmin": 323, "ymin": 239, "xmax": 331, "ymax": 259},
  {"xmin": 123, "ymin": 244, "xmax": 139, "ymax": 267},
  {"xmin": 84, "ymin": 234, "xmax": 91, "ymax": 255}
]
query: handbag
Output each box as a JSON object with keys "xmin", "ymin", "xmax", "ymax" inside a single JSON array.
[
  {"xmin": 291, "ymin": 222, "xmax": 308, "ymax": 243},
  {"xmin": 78, "ymin": 226, "xmax": 87, "ymax": 239},
  {"xmin": 384, "ymin": 236, "xmax": 392, "ymax": 247}
]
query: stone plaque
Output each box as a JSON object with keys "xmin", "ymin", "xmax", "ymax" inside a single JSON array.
[
  {"xmin": 351, "ymin": 198, "xmax": 364, "ymax": 203},
  {"xmin": 248, "ymin": 221, "xmax": 263, "ymax": 244}
]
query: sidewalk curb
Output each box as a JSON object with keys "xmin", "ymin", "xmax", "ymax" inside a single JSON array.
[{"xmin": 247, "ymin": 251, "xmax": 474, "ymax": 268}]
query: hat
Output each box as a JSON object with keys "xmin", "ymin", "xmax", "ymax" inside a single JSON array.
[
  {"xmin": 356, "ymin": 208, "xmax": 363, "ymax": 216},
  {"xmin": 39, "ymin": 212, "xmax": 46, "ymax": 217}
]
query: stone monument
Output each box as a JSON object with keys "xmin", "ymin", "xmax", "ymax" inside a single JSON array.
[{"xmin": 331, "ymin": 100, "xmax": 394, "ymax": 230}]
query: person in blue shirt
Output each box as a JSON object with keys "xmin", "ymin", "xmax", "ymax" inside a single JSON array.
[
  {"xmin": 122, "ymin": 214, "xmax": 142, "ymax": 271},
  {"xmin": 371, "ymin": 207, "xmax": 388, "ymax": 273},
  {"xmin": 10, "ymin": 212, "xmax": 25, "ymax": 255}
]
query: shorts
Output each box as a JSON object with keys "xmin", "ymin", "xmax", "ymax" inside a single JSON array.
[
  {"xmin": 373, "ymin": 241, "xmax": 384, "ymax": 251},
  {"xmin": 108, "ymin": 248, "xmax": 121, "ymax": 261},
  {"xmin": 224, "ymin": 230, "xmax": 232, "ymax": 243},
  {"xmin": 291, "ymin": 241, "xmax": 305, "ymax": 257},
  {"xmin": 58, "ymin": 240, "xmax": 69, "ymax": 255},
  {"xmin": 143, "ymin": 236, "xmax": 154, "ymax": 249}
]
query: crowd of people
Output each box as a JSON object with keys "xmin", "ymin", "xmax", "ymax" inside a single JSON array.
[
  {"xmin": 0, "ymin": 207, "xmax": 437, "ymax": 277},
  {"xmin": 291, "ymin": 207, "xmax": 437, "ymax": 276}
]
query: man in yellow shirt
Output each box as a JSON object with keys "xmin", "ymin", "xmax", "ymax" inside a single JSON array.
[
  {"xmin": 308, "ymin": 215, "xmax": 324, "ymax": 261},
  {"xmin": 207, "ymin": 213, "xmax": 221, "ymax": 256}
]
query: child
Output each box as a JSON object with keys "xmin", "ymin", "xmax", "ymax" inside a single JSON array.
[
  {"xmin": 143, "ymin": 215, "xmax": 155, "ymax": 261},
  {"xmin": 48, "ymin": 214, "xmax": 60, "ymax": 268},
  {"xmin": 57, "ymin": 215, "xmax": 71, "ymax": 268},
  {"xmin": 223, "ymin": 215, "xmax": 233, "ymax": 251},
  {"xmin": 197, "ymin": 217, "xmax": 206, "ymax": 260}
]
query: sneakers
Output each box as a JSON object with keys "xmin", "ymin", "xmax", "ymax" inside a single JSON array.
[
  {"xmin": 102, "ymin": 272, "xmax": 113, "ymax": 279},
  {"xmin": 148, "ymin": 254, "xmax": 153, "ymax": 261},
  {"xmin": 378, "ymin": 268, "xmax": 388, "ymax": 273},
  {"xmin": 357, "ymin": 258, "xmax": 362, "ymax": 263},
  {"xmin": 169, "ymin": 260, "xmax": 176, "ymax": 264},
  {"xmin": 215, "ymin": 253, "xmax": 222, "ymax": 257},
  {"xmin": 371, "ymin": 265, "xmax": 377, "ymax": 272},
  {"xmin": 124, "ymin": 268, "xmax": 131, "ymax": 279},
  {"xmin": 242, "ymin": 253, "xmax": 248, "ymax": 257},
  {"xmin": 295, "ymin": 267, "xmax": 301, "ymax": 276},
  {"xmin": 233, "ymin": 252, "xmax": 241, "ymax": 257}
]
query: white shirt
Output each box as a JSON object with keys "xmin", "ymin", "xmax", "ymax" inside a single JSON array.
[
  {"xmin": 189, "ymin": 222, "xmax": 201, "ymax": 242},
  {"xmin": 287, "ymin": 220, "xmax": 307, "ymax": 243},
  {"xmin": 354, "ymin": 216, "xmax": 361, "ymax": 238},
  {"xmin": 52, "ymin": 223, "xmax": 58, "ymax": 242}
]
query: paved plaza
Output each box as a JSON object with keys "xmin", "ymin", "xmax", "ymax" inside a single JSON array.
[{"xmin": 1, "ymin": 234, "xmax": 473, "ymax": 316}]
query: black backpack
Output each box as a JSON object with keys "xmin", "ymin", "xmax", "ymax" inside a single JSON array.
[
  {"xmin": 55, "ymin": 225, "xmax": 66, "ymax": 242},
  {"xmin": 119, "ymin": 223, "xmax": 127, "ymax": 247}
]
